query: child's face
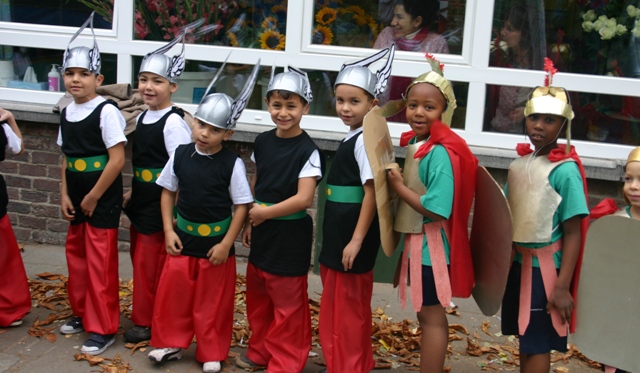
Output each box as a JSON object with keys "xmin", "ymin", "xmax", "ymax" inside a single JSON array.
[
  {"xmin": 63, "ymin": 67, "xmax": 103, "ymax": 104},
  {"xmin": 624, "ymin": 161, "xmax": 640, "ymax": 209},
  {"xmin": 525, "ymin": 113, "xmax": 565, "ymax": 150},
  {"xmin": 192, "ymin": 119, "xmax": 233, "ymax": 155},
  {"xmin": 405, "ymin": 83, "xmax": 446, "ymax": 141},
  {"xmin": 138, "ymin": 72, "xmax": 177, "ymax": 110},
  {"xmin": 265, "ymin": 92, "xmax": 310, "ymax": 138},
  {"xmin": 335, "ymin": 84, "xmax": 376, "ymax": 131}
]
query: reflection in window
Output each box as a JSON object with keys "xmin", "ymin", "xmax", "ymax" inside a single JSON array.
[
  {"xmin": 311, "ymin": 0, "xmax": 465, "ymax": 55},
  {"xmin": 8, "ymin": 0, "xmax": 112, "ymax": 28},
  {"xmin": 132, "ymin": 0, "xmax": 287, "ymax": 50}
]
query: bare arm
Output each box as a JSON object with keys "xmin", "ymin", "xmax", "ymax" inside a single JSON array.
[
  {"xmin": 248, "ymin": 177, "xmax": 317, "ymax": 226},
  {"xmin": 80, "ymin": 143, "xmax": 125, "ymax": 217},
  {"xmin": 161, "ymin": 188, "xmax": 182, "ymax": 255},
  {"xmin": 208, "ymin": 203, "xmax": 249, "ymax": 265},
  {"xmin": 342, "ymin": 180, "xmax": 377, "ymax": 270},
  {"xmin": 242, "ymin": 172, "xmax": 256, "ymax": 248},
  {"xmin": 60, "ymin": 159, "xmax": 75, "ymax": 221},
  {"xmin": 387, "ymin": 168, "xmax": 445, "ymax": 222}
]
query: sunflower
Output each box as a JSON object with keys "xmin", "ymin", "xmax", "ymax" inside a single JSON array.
[
  {"xmin": 226, "ymin": 32, "xmax": 239, "ymax": 47},
  {"xmin": 260, "ymin": 30, "xmax": 286, "ymax": 50},
  {"xmin": 313, "ymin": 25, "xmax": 334, "ymax": 45},
  {"xmin": 369, "ymin": 22, "xmax": 379, "ymax": 38},
  {"xmin": 271, "ymin": 4, "xmax": 287, "ymax": 13},
  {"xmin": 347, "ymin": 5, "xmax": 365, "ymax": 17},
  {"xmin": 261, "ymin": 16, "xmax": 278, "ymax": 29},
  {"xmin": 315, "ymin": 7, "xmax": 337, "ymax": 25},
  {"xmin": 353, "ymin": 14, "xmax": 367, "ymax": 26}
]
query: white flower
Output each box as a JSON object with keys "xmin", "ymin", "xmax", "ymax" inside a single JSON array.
[
  {"xmin": 628, "ymin": 5, "xmax": 638, "ymax": 18},
  {"xmin": 606, "ymin": 18, "xmax": 617, "ymax": 29},
  {"xmin": 616, "ymin": 24, "xmax": 627, "ymax": 36},
  {"xmin": 583, "ymin": 9, "xmax": 597, "ymax": 22},
  {"xmin": 599, "ymin": 26, "xmax": 615, "ymax": 40},
  {"xmin": 634, "ymin": 25, "xmax": 640, "ymax": 38},
  {"xmin": 598, "ymin": 15, "xmax": 609, "ymax": 22},
  {"xmin": 582, "ymin": 21, "xmax": 594, "ymax": 32},
  {"xmin": 593, "ymin": 18, "xmax": 605, "ymax": 31}
]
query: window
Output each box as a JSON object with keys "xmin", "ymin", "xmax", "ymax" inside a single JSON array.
[{"xmin": 7, "ymin": 0, "xmax": 112, "ymax": 28}]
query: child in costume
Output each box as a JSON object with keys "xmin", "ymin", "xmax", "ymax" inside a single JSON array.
[
  {"xmin": 500, "ymin": 58, "xmax": 589, "ymax": 373},
  {"xmin": 0, "ymin": 107, "xmax": 30, "ymax": 328},
  {"xmin": 146, "ymin": 61, "xmax": 259, "ymax": 373},
  {"xmin": 386, "ymin": 55, "xmax": 477, "ymax": 373},
  {"xmin": 236, "ymin": 67, "xmax": 325, "ymax": 373},
  {"xmin": 57, "ymin": 12, "xmax": 127, "ymax": 355},
  {"xmin": 318, "ymin": 45, "xmax": 394, "ymax": 373},
  {"xmin": 121, "ymin": 24, "xmax": 196, "ymax": 344}
]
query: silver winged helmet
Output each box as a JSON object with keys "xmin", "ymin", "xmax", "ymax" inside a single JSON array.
[
  {"xmin": 194, "ymin": 58, "xmax": 261, "ymax": 130},
  {"xmin": 266, "ymin": 65, "xmax": 313, "ymax": 103},
  {"xmin": 334, "ymin": 44, "xmax": 395, "ymax": 98},
  {"xmin": 62, "ymin": 12, "xmax": 101, "ymax": 74}
]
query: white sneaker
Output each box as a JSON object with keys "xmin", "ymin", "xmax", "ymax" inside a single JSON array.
[
  {"xmin": 148, "ymin": 348, "xmax": 182, "ymax": 362},
  {"xmin": 203, "ymin": 361, "xmax": 221, "ymax": 373},
  {"xmin": 8, "ymin": 320, "xmax": 23, "ymax": 327}
]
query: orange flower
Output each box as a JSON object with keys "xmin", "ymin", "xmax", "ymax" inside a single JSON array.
[
  {"xmin": 260, "ymin": 30, "xmax": 286, "ymax": 50},
  {"xmin": 313, "ymin": 25, "xmax": 334, "ymax": 45},
  {"xmin": 315, "ymin": 7, "xmax": 337, "ymax": 25}
]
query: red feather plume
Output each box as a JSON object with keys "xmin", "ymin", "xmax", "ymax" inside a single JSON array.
[{"xmin": 543, "ymin": 57, "xmax": 558, "ymax": 86}]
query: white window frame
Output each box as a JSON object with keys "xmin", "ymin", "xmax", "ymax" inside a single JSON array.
[{"xmin": 0, "ymin": 0, "xmax": 637, "ymax": 160}]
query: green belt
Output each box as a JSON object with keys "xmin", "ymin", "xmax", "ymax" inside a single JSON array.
[
  {"xmin": 326, "ymin": 184, "xmax": 364, "ymax": 203},
  {"xmin": 255, "ymin": 199, "xmax": 307, "ymax": 220},
  {"xmin": 133, "ymin": 166, "xmax": 163, "ymax": 183},
  {"xmin": 176, "ymin": 213, "xmax": 231, "ymax": 237},
  {"xmin": 66, "ymin": 154, "xmax": 108, "ymax": 172}
]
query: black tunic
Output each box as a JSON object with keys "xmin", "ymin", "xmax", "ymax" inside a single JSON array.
[{"xmin": 0, "ymin": 120, "xmax": 9, "ymax": 217}]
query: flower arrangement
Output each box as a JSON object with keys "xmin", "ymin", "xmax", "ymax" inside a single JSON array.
[
  {"xmin": 581, "ymin": 2, "xmax": 640, "ymax": 40},
  {"xmin": 312, "ymin": 4, "xmax": 382, "ymax": 47}
]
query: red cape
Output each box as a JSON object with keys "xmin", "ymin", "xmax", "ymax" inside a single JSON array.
[
  {"xmin": 401, "ymin": 121, "xmax": 478, "ymax": 298},
  {"xmin": 516, "ymin": 143, "xmax": 588, "ymax": 333}
]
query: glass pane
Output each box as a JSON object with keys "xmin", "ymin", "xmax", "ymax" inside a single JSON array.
[
  {"xmin": 490, "ymin": 0, "xmax": 640, "ymax": 78},
  {"xmin": 6, "ymin": 0, "xmax": 112, "ymax": 28},
  {"xmin": 0, "ymin": 47, "xmax": 116, "ymax": 91},
  {"xmin": 311, "ymin": 0, "xmax": 466, "ymax": 55},
  {"xmin": 133, "ymin": 0, "xmax": 287, "ymax": 51},
  {"xmin": 484, "ymin": 84, "xmax": 640, "ymax": 146}
]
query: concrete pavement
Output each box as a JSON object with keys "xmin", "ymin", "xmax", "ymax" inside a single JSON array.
[{"xmin": 0, "ymin": 244, "xmax": 602, "ymax": 372}]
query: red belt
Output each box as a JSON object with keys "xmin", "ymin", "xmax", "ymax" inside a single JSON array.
[{"xmin": 514, "ymin": 241, "xmax": 567, "ymax": 337}]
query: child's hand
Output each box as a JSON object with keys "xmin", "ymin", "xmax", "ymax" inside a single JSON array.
[
  {"xmin": 342, "ymin": 241, "xmax": 362, "ymax": 271},
  {"xmin": 80, "ymin": 193, "xmax": 99, "ymax": 217},
  {"xmin": 60, "ymin": 195, "xmax": 75, "ymax": 221},
  {"xmin": 386, "ymin": 167, "xmax": 404, "ymax": 192},
  {"xmin": 0, "ymin": 107, "xmax": 14, "ymax": 122},
  {"xmin": 207, "ymin": 243, "xmax": 230, "ymax": 266},
  {"xmin": 248, "ymin": 203, "xmax": 267, "ymax": 227},
  {"xmin": 122, "ymin": 190, "xmax": 132, "ymax": 208},
  {"xmin": 242, "ymin": 224, "xmax": 252, "ymax": 248},
  {"xmin": 547, "ymin": 286, "xmax": 573, "ymax": 324},
  {"xmin": 165, "ymin": 231, "xmax": 182, "ymax": 256}
]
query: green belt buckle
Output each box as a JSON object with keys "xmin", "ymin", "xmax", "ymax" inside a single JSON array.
[
  {"xmin": 176, "ymin": 214, "xmax": 231, "ymax": 237},
  {"xmin": 66, "ymin": 154, "xmax": 109, "ymax": 172},
  {"xmin": 255, "ymin": 199, "xmax": 307, "ymax": 220},
  {"xmin": 326, "ymin": 184, "xmax": 365, "ymax": 203},
  {"xmin": 133, "ymin": 167, "xmax": 163, "ymax": 183}
]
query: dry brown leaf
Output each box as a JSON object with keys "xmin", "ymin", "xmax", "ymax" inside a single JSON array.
[
  {"xmin": 74, "ymin": 353, "xmax": 105, "ymax": 366},
  {"xmin": 481, "ymin": 321, "xmax": 491, "ymax": 336},
  {"xmin": 553, "ymin": 366, "xmax": 569, "ymax": 373},
  {"xmin": 449, "ymin": 324, "xmax": 469, "ymax": 335}
]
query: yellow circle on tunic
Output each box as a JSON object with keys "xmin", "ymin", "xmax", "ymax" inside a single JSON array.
[
  {"xmin": 135, "ymin": 171, "xmax": 140, "ymax": 177},
  {"xmin": 141, "ymin": 169, "xmax": 153, "ymax": 182},
  {"xmin": 198, "ymin": 225, "xmax": 212, "ymax": 236},
  {"xmin": 327, "ymin": 188, "xmax": 332, "ymax": 196},
  {"xmin": 214, "ymin": 226, "xmax": 221, "ymax": 232},
  {"xmin": 75, "ymin": 159, "xmax": 87, "ymax": 172},
  {"xmin": 156, "ymin": 173, "xmax": 161, "ymax": 178},
  {"xmin": 68, "ymin": 162, "xmax": 73, "ymax": 168},
  {"xmin": 94, "ymin": 161, "xmax": 101, "ymax": 168},
  {"xmin": 261, "ymin": 203, "xmax": 267, "ymax": 207},
  {"xmin": 187, "ymin": 225, "xmax": 193, "ymax": 231}
]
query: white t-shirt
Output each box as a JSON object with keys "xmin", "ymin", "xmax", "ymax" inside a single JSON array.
[
  {"xmin": 56, "ymin": 96, "xmax": 127, "ymax": 149},
  {"xmin": 137, "ymin": 107, "xmax": 192, "ymax": 157},
  {"xmin": 343, "ymin": 127, "xmax": 374, "ymax": 185},
  {"xmin": 2, "ymin": 123, "xmax": 22, "ymax": 155},
  {"xmin": 250, "ymin": 149, "xmax": 323, "ymax": 180},
  {"xmin": 156, "ymin": 147, "xmax": 253, "ymax": 205}
]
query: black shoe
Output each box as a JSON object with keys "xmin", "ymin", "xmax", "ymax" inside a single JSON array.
[
  {"xmin": 81, "ymin": 333, "xmax": 115, "ymax": 355},
  {"xmin": 59, "ymin": 317, "xmax": 84, "ymax": 334},
  {"xmin": 123, "ymin": 325, "xmax": 151, "ymax": 343}
]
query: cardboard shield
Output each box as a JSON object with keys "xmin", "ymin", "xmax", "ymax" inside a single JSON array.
[
  {"xmin": 573, "ymin": 215, "xmax": 640, "ymax": 373},
  {"xmin": 363, "ymin": 106, "xmax": 400, "ymax": 256},
  {"xmin": 469, "ymin": 167, "xmax": 512, "ymax": 316}
]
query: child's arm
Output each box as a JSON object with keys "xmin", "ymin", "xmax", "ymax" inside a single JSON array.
[
  {"xmin": 208, "ymin": 203, "xmax": 249, "ymax": 265},
  {"xmin": 248, "ymin": 176, "xmax": 316, "ymax": 226},
  {"xmin": 60, "ymin": 160, "xmax": 75, "ymax": 221},
  {"xmin": 160, "ymin": 188, "xmax": 182, "ymax": 256},
  {"xmin": 241, "ymin": 172, "xmax": 256, "ymax": 248},
  {"xmin": 387, "ymin": 168, "xmax": 446, "ymax": 222},
  {"xmin": 547, "ymin": 215, "xmax": 581, "ymax": 324},
  {"xmin": 342, "ymin": 179, "xmax": 376, "ymax": 271},
  {"xmin": 0, "ymin": 108, "xmax": 24, "ymax": 155},
  {"xmin": 80, "ymin": 142, "xmax": 125, "ymax": 217}
]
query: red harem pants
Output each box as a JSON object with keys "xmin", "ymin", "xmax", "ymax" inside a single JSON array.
[
  {"xmin": 0, "ymin": 214, "xmax": 31, "ymax": 327},
  {"xmin": 151, "ymin": 254, "xmax": 236, "ymax": 363},
  {"xmin": 129, "ymin": 227, "xmax": 166, "ymax": 327},
  {"xmin": 65, "ymin": 223, "xmax": 120, "ymax": 335},
  {"xmin": 319, "ymin": 265, "xmax": 375, "ymax": 373},
  {"xmin": 245, "ymin": 262, "xmax": 311, "ymax": 373}
]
